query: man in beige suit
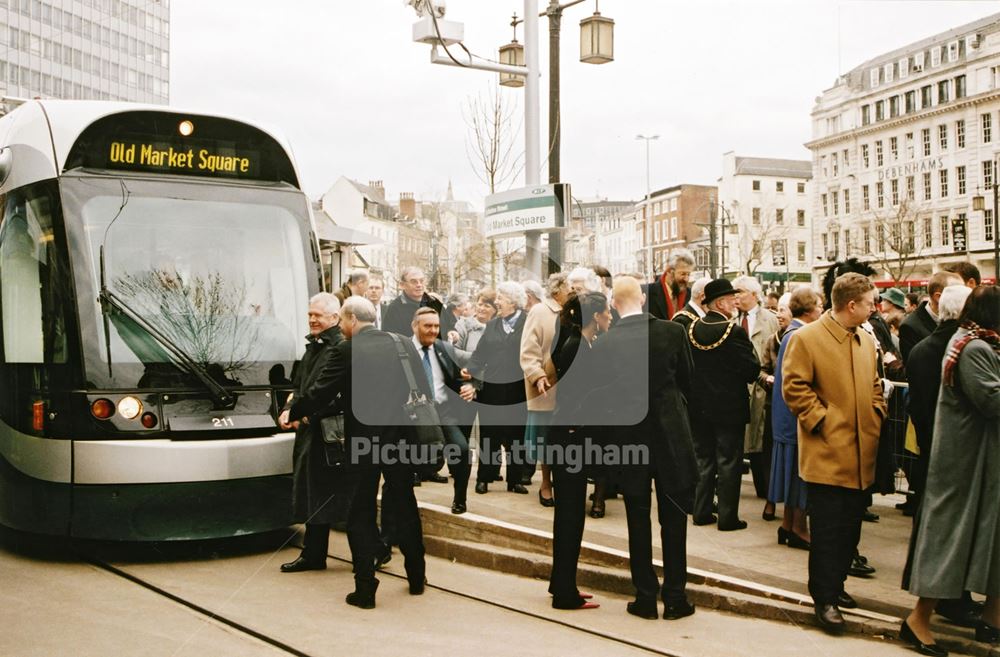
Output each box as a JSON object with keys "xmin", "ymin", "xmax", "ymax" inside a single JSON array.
[{"xmin": 782, "ymin": 272, "xmax": 886, "ymax": 634}]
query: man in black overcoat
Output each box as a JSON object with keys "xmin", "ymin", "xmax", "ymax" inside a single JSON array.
[
  {"xmin": 595, "ymin": 276, "xmax": 699, "ymax": 620},
  {"xmin": 287, "ymin": 296, "xmax": 434, "ymax": 609},
  {"xmin": 277, "ymin": 292, "xmax": 344, "ymax": 572},
  {"xmin": 381, "ymin": 266, "xmax": 444, "ymax": 337},
  {"xmin": 898, "ymin": 271, "xmax": 962, "ymax": 362},
  {"xmin": 686, "ymin": 279, "xmax": 760, "ymax": 531}
]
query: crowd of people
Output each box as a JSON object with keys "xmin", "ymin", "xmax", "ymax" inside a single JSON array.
[{"xmin": 275, "ymin": 253, "xmax": 998, "ymax": 656}]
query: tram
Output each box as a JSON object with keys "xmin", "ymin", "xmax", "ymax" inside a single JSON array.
[{"xmin": 0, "ymin": 100, "xmax": 321, "ymax": 540}]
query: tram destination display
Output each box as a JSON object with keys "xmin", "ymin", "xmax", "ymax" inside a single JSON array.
[{"xmin": 106, "ymin": 139, "xmax": 258, "ymax": 177}]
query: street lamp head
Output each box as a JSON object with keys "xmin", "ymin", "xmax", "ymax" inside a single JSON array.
[
  {"xmin": 580, "ymin": 7, "xmax": 614, "ymax": 64},
  {"xmin": 973, "ymin": 192, "xmax": 986, "ymax": 212},
  {"xmin": 636, "ymin": 134, "xmax": 659, "ymax": 141}
]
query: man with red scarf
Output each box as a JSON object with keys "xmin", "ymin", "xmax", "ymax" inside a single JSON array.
[{"xmin": 645, "ymin": 248, "xmax": 695, "ymax": 321}]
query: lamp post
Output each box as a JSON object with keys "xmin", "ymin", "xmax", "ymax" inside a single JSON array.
[
  {"xmin": 636, "ymin": 134, "xmax": 658, "ymax": 278},
  {"xmin": 973, "ymin": 177, "xmax": 1000, "ymax": 283}
]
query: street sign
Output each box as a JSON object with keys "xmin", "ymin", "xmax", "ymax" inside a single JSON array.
[
  {"xmin": 771, "ymin": 239, "xmax": 786, "ymax": 267},
  {"xmin": 951, "ymin": 216, "xmax": 968, "ymax": 252},
  {"xmin": 484, "ymin": 183, "xmax": 570, "ymax": 238}
]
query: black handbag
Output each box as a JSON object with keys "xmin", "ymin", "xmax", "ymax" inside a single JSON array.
[
  {"xmin": 387, "ymin": 334, "xmax": 445, "ymax": 466},
  {"xmin": 319, "ymin": 414, "xmax": 347, "ymax": 467}
]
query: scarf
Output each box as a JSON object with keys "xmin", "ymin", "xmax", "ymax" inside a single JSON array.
[{"xmin": 942, "ymin": 321, "xmax": 1000, "ymax": 387}]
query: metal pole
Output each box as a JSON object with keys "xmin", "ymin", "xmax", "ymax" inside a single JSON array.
[
  {"xmin": 636, "ymin": 135, "xmax": 657, "ymax": 278},
  {"xmin": 708, "ymin": 200, "xmax": 717, "ymax": 278},
  {"xmin": 523, "ymin": 0, "xmax": 543, "ymax": 280},
  {"xmin": 994, "ymin": 176, "xmax": 999, "ymax": 284},
  {"xmin": 546, "ymin": 0, "xmax": 562, "ymax": 275}
]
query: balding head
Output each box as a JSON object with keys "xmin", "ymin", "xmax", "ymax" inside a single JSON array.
[{"xmin": 612, "ymin": 275, "xmax": 644, "ymax": 315}]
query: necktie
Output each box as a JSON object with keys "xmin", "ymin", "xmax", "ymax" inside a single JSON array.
[
  {"xmin": 741, "ymin": 313, "xmax": 749, "ymax": 334},
  {"xmin": 421, "ymin": 346, "xmax": 435, "ymax": 391}
]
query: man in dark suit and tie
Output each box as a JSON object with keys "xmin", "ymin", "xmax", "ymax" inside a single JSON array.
[
  {"xmin": 411, "ymin": 307, "xmax": 477, "ymax": 514},
  {"xmin": 898, "ymin": 270, "xmax": 962, "ymax": 362},
  {"xmin": 644, "ymin": 248, "xmax": 695, "ymax": 321}
]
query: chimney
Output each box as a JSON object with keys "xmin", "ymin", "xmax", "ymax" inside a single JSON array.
[
  {"xmin": 399, "ymin": 192, "xmax": 416, "ymax": 219},
  {"xmin": 368, "ymin": 180, "xmax": 385, "ymax": 202}
]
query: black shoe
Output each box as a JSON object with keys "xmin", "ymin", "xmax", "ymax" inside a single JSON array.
[
  {"xmin": 862, "ymin": 510, "xmax": 880, "ymax": 522},
  {"xmin": 346, "ymin": 580, "xmax": 378, "ymax": 609},
  {"xmin": 507, "ymin": 483, "xmax": 529, "ymax": 494},
  {"xmin": 663, "ymin": 600, "xmax": 696, "ymax": 620},
  {"xmin": 520, "ymin": 475, "xmax": 533, "ymax": 485},
  {"xmin": 899, "ymin": 619, "xmax": 948, "ymax": 656},
  {"xmin": 375, "ymin": 544, "xmax": 392, "ymax": 569},
  {"xmin": 976, "ymin": 620, "xmax": 1000, "ymax": 644},
  {"xmin": 280, "ymin": 555, "xmax": 326, "ymax": 573},
  {"xmin": 936, "ymin": 599, "xmax": 981, "ymax": 628},
  {"xmin": 786, "ymin": 532, "xmax": 811, "ymax": 550},
  {"xmin": 475, "ymin": 482, "xmax": 488, "ymax": 494},
  {"xmin": 837, "ymin": 592, "xmax": 858, "ymax": 609},
  {"xmin": 848, "ymin": 555, "xmax": 876, "ymax": 577},
  {"xmin": 814, "ymin": 604, "xmax": 845, "ymax": 633},
  {"xmin": 626, "ymin": 600, "xmax": 658, "ymax": 620},
  {"xmin": 451, "ymin": 501, "xmax": 467, "ymax": 514},
  {"xmin": 409, "ymin": 576, "xmax": 427, "ymax": 595},
  {"xmin": 718, "ymin": 520, "xmax": 748, "ymax": 532},
  {"xmin": 424, "ymin": 473, "xmax": 449, "ymax": 484},
  {"xmin": 538, "ymin": 489, "xmax": 555, "ymax": 507},
  {"xmin": 413, "ymin": 473, "xmax": 422, "ymax": 487},
  {"xmin": 693, "ymin": 514, "xmax": 717, "ymax": 526}
]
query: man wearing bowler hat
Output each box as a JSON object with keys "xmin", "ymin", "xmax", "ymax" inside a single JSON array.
[{"xmin": 685, "ymin": 279, "xmax": 761, "ymax": 531}]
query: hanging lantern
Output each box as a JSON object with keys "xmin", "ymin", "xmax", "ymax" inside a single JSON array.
[
  {"xmin": 580, "ymin": 3, "xmax": 614, "ymax": 64},
  {"xmin": 499, "ymin": 40, "xmax": 525, "ymax": 87}
]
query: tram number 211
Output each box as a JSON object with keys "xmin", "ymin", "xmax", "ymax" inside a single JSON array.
[{"xmin": 212, "ymin": 417, "xmax": 236, "ymax": 428}]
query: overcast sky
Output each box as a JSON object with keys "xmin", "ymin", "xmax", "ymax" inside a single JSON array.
[{"xmin": 171, "ymin": 0, "xmax": 998, "ymax": 206}]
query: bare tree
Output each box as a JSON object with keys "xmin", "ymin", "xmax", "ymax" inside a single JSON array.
[
  {"xmin": 732, "ymin": 204, "xmax": 792, "ymax": 275},
  {"xmin": 869, "ymin": 198, "xmax": 925, "ymax": 284},
  {"xmin": 463, "ymin": 85, "xmax": 522, "ymax": 286}
]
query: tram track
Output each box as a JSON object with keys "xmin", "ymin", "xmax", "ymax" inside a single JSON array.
[{"xmin": 81, "ymin": 545, "xmax": 683, "ymax": 657}]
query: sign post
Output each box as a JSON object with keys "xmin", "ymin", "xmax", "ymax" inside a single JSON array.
[{"xmin": 951, "ymin": 215, "xmax": 968, "ymax": 253}]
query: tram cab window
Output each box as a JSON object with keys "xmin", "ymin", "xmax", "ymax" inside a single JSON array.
[{"xmin": 0, "ymin": 182, "xmax": 68, "ymax": 364}]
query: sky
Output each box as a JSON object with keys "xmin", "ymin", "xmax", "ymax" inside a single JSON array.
[{"xmin": 170, "ymin": 0, "xmax": 999, "ymax": 207}]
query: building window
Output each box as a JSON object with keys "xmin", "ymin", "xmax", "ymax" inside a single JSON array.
[
  {"xmin": 923, "ymin": 216, "xmax": 933, "ymax": 248},
  {"xmin": 948, "ymin": 40, "xmax": 959, "ymax": 62},
  {"xmin": 900, "ymin": 57, "xmax": 910, "ymax": 78},
  {"xmin": 776, "ymin": 181, "xmax": 784, "ymax": 192},
  {"xmin": 906, "ymin": 175, "xmax": 915, "ymax": 201},
  {"xmin": 958, "ymin": 166, "xmax": 966, "ymax": 195},
  {"xmin": 870, "ymin": 68, "xmax": 880, "ymax": 87},
  {"xmin": 987, "ymin": 209, "xmax": 995, "ymax": 242},
  {"xmin": 832, "ymin": 193, "xmax": 839, "ymax": 215},
  {"xmin": 922, "ymin": 128, "xmax": 931, "ymax": 156},
  {"xmin": 863, "ymin": 225, "xmax": 871, "ymax": 253},
  {"xmin": 776, "ymin": 209, "xmax": 784, "ymax": 224},
  {"xmin": 753, "ymin": 207, "xmax": 761, "ymax": 224},
  {"xmin": 940, "ymin": 169, "xmax": 949, "ymax": 197},
  {"xmin": 875, "ymin": 101, "xmax": 885, "ymax": 121},
  {"xmin": 938, "ymin": 80, "xmax": 950, "ymax": 104},
  {"xmin": 941, "ymin": 215, "xmax": 950, "ymax": 245},
  {"xmin": 931, "ymin": 46, "xmax": 942, "ymax": 67},
  {"xmin": 905, "ymin": 132, "xmax": 914, "ymax": 159},
  {"xmin": 797, "ymin": 242, "xmax": 806, "ymax": 263},
  {"xmin": 923, "ymin": 172, "xmax": 932, "ymax": 200},
  {"xmin": 914, "ymin": 51, "xmax": 925, "ymax": 71},
  {"xmin": 921, "ymin": 85, "xmax": 932, "ymax": 108},
  {"xmin": 822, "ymin": 232, "xmax": 829, "ymax": 256},
  {"xmin": 862, "ymin": 185, "xmax": 870, "ymax": 210},
  {"xmin": 861, "ymin": 105, "xmax": 871, "ymax": 125},
  {"xmin": 862, "ymin": 144, "xmax": 870, "ymax": 168},
  {"xmin": 905, "ymin": 90, "xmax": 916, "ymax": 113},
  {"xmin": 832, "ymin": 231, "xmax": 840, "ymax": 257},
  {"xmin": 890, "ymin": 136, "xmax": 899, "ymax": 161},
  {"xmin": 891, "ymin": 178, "xmax": 900, "ymax": 205},
  {"xmin": 876, "ymin": 140, "xmax": 884, "ymax": 166},
  {"xmin": 938, "ymin": 124, "xmax": 948, "ymax": 151},
  {"xmin": 957, "ymin": 119, "xmax": 966, "ymax": 148},
  {"xmin": 821, "ymin": 194, "xmax": 828, "ymax": 217},
  {"xmin": 842, "ymin": 189, "xmax": 850, "ymax": 214},
  {"xmin": 752, "ymin": 180, "xmax": 760, "ymax": 191},
  {"xmin": 983, "ymin": 113, "xmax": 993, "ymax": 144},
  {"xmin": 884, "ymin": 63, "xmax": 894, "ymax": 83},
  {"xmin": 985, "ymin": 160, "xmax": 995, "ymax": 189},
  {"xmin": 955, "ymin": 75, "xmax": 967, "ymax": 99},
  {"xmin": 877, "ymin": 181, "xmax": 885, "ymax": 208},
  {"xmin": 843, "ymin": 148, "xmax": 850, "ymax": 167},
  {"xmin": 797, "ymin": 182, "xmax": 805, "ymax": 194},
  {"xmin": 888, "ymin": 96, "xmax": 898, "ymax": 118},
  {"xmin": 797, "ymin": 209, "xmax": 806, "ymax": 226},
  {"xmin": 832, "ymin": 153, "xmax": 839, "ymax": 176}
]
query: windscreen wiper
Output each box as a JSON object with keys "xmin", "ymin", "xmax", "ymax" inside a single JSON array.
[{"xmin": 98, "ymin": 287, "xmax": 236, "ymax": 409}]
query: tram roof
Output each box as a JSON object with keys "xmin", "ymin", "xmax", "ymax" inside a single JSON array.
[{"xmin": 0, "ymin": 100, "xmax": 302, "ymax": 187}]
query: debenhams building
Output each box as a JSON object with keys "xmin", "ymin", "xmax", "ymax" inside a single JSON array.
[{"xmin": 808, "ymin": 13, "xmax": 1000, "ymax": 286}]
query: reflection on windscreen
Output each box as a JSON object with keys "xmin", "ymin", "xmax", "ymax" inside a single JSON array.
[{"xmin": 82, "ymin": 193, "xmax": 306, "ymax": 382}]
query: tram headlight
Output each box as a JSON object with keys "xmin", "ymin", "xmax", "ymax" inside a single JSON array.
[
  {"xmin": 117, "ymin": 396, "xmax": 143, "ymax": 420},
  {"xmin": 178, "ymin": 120, "xmax": 194, "ymax": 137}
]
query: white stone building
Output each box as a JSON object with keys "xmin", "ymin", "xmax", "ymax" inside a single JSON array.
[
  {"xmin": 808, "ymin": 13, "xmax": 1000, "ymax": 285},
  {"xmin": 320, "ymin": 177, "xmax": 399, "ymax": 290},
  {"xmin": 717, "ymin": 153, "xmax": 813, "ymax": 287},
  {"xmin": 594, "ymin": 208, "xmax": 639, "ymax": 275}
]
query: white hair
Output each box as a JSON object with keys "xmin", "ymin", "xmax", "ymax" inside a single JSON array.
[
  {"xmin": 347, "ymin": 269, "xmax": 369, "ymax": 285},
  {"xmin": 399, "ymin": 266, "xmax": 425, "ymax": 283},
  {"xmin": 309, "ymin": 292, "xmax": 341, "ymax": 315},
  {"xmin": 667, "ymin": 248, "xmax": 695, "ymax": 270},
  {"xmin": 341, "ymin": 296, "xmax": 376, "ymax": 323},
  {"xmin": 732, "ymin": 275, "xmax": 762, "ymax": 297},
  {"xmin": 545, "ymin": 272, "xmax": 568, "ymax": 297},
  {"xmin": 938, "ymin": 284, "xmax": 972, "ymax": 321},
  {"xmin": 496, "ymin": 281, "xmax": 528, "ymax": 309},
  {"xmin": 690, "ymin": 277, "xmax": 709, "ymax": 300},
  {"xmin": 522, "ymin": 279, "xmax": 544, "ymax": 302},
  {"xmin": 567, "ymin": 267, "xmax": 601, "ymax": 292},
  {"xmin": 778, "ymin": 292, "xmax": 792, "ymax": 309}
]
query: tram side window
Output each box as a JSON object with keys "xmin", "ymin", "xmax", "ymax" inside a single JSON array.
[{"xmin": 0, "ymin": 183, "xmax": 68, "ymax": 364}]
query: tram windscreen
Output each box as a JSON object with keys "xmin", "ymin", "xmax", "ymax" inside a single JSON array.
[{"xmin": 63, "ymin": 176, "xmax": 310, "ymax": 387}]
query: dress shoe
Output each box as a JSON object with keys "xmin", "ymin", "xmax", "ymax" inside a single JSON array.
[
  {"xmin": 424, "ymin": 473, "xmax": 449, "ymax": 484},
  {"xmin": 777, "ymin": 527, "xmax": 790, "ymax": 545},
  {"xmin": 280, "ymin": 555, "xmax": 326, "ymax": 573},
  {"xmin": 507, "ymin": 483, "xmax": 529, "ymax": 494},
  {"xmin": 936, "ymin": 599, "xmax": 980, "ymax": 628},
  {"xmin": 762, "ymin": 503, "xmax": 776, "ymax": 521},
  {"xmin": 626, "ymin": 600, "xmax": 658, "ymax": 620},
  {"xmin": 520, "ymin": 474, "xmax": 533, "ymax": 485},
  {"xmin": 538, "ymin": 489, "xmax": 555, "ymax": 507},
  {"xmin": 409, "ymin": 576, "xmax": 427, "ymax": 595},
  {"xmin": 836, "ymin": 592, "xmax": 858, "ymax": 609},
  {"xmin": 663, "ymin": 600, "xmax": 696, "ymax": 620},
  {"xmin": 346, "ymin": 581, "xmax": 378, "ymax": 609},
  {"xmin": 976, "ymin": 620, "xmax": 1000, "ymax": 644},
  {"xmin": 693, "ymin": 514, "xmax": 717, "ymax": 526},
  {"xmin": 451, "ymin": 501, "xmax": 467, "ymax": 515},
  {"xmin": 899, "ymin": 619, "xmax": 948, "ymax": 656},
  {"xmin": 814, "ymin": 603, "xmax": 845, "ymax": 634},
  {"xmin": 718, "ymin": 520, "xmax": 748, "ymax": 532},
  {"xmin": 786, "ymin": 532, "xmax": 811, "ymax": 551},
  {"xmin": 862, "ymin": 510, "xmax": 880, "ymax": 522},
  {"xmin": 552, "ymin": 596, "xmax": 600, "ymax": 610},
  {"xmin": 848, "ymin": 555, "xmax": 876, "ymax": 577},
  {"xmin": 375, "ymin": 543, "xmax": 392, "ymax": 569},
  {"xmin": 475, "ymin": 481, "xmax": 488, "ymax": 494},
  {"xmin": 589, "ymin": 502, "xmax": 605, "ymax": 518}
]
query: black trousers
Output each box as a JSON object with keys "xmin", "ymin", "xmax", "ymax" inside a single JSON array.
[
  {"xmin": 477, "ymin": 424, "xmax": 525, "ymax": 485},
  {"xmin": 691, "ymin": 417, "xmax": 746, "ymax": 526},
  {"xmin": 548, "ymin": 464, "xmax": 588, "ymax": 604},
  {"xmin": 623, "ymin": 470, "xmax": 689, "ymax": 605},
  {"xmin": 807, "ymin": 483, "xmax": 867, "ymax": 605},
  {"xmin": 301, "ymin": 522, "xmax": 330, "ymax": 561},
  {"xmin": 348, "ymin": 465, "xmax": 425, "ymax": 587}
]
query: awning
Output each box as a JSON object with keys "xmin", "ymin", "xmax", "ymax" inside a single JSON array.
[{"xmin": 317, "ymin": 224, "xmax": 382, "ymax": 247}]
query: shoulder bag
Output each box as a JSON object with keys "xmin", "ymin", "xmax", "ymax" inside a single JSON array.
[{"xmin": 387, "ymin": 334, "xmax": 445, "ymax": 461}]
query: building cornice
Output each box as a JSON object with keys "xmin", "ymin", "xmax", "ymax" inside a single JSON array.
[{"xmin": 806, "ymin": 89, "xmax": 1000, "ymax": 150}]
